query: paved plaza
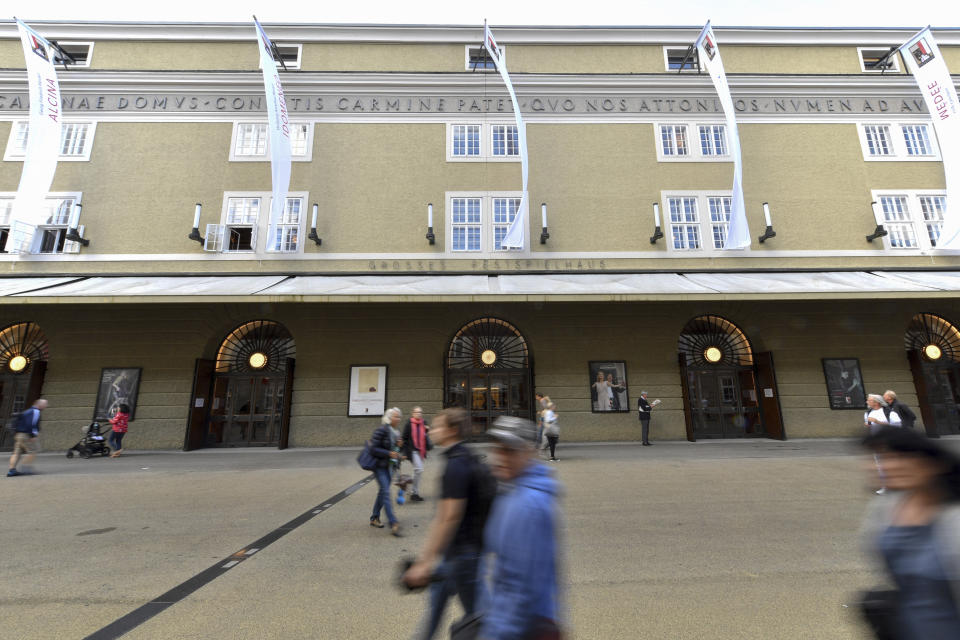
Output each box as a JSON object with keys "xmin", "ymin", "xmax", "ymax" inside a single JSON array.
[{"xmin": 6, "ymin": 437, "xmax": 949, "ymax": 639}]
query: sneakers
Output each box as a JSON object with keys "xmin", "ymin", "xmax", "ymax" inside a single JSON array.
[
  {"xmin": 6, "ymin": 468, "xmax": 20, "ymax": 477},
  {"xmin": 369, "ymin": 517, "xmax": 385, "ymax": 528},
  {"xmin": 410, "ymin": 494, "xmax": 425, "ymax": 502}
]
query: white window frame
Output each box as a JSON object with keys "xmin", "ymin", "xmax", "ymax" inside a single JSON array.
[
  {"xmin": 871, "ymin": 189, "xmax": 948, "ymax": 252},
  {"xmin": 0, "ymin": 191, "xmax": 84, "ymax": 254},
  {"xmin": 857, "ymin": 47, "xmax": 901, "ymax": 73},
  {"xmin": 4, "ymin": 120, "xmax": 97, "ymax": 162},
  {"xmin": 464, "ymin": 44, "xmax": 503, "ymax": 72},
  {"xmin": 661, "ymin": 191, "xmax": 745, "ymax": 255},
  {"xmin": 228, "ymin": 122, "xmax": 313, "ymax": 162},
  {"xmin": 856, "ymin": 122, "xmax": 941, "ymax": 161},
  {"xmin": 655, "ymin": 122, "xmax": 731, "ymax": 162},
  {"xmin": 663, "ymin": 46, "xmax": 702, "ymax": 73},
  {"xmin": 273, "ymin": 43, "xmax": 302, "ymax": 70},
  {"xmin": 52, "ymin": 41, "xmax": 94, "ymax": 68},
  {"xmin": 445, "ymin": 191, "xmax": 526, "ymax": 255},
  {"xmin": 446, "ymin": 122, "xmax": 521, "ymax": 163},
  {"xmin": 212, "ymin": 191, "xmax": 309, "ymax": 255}
]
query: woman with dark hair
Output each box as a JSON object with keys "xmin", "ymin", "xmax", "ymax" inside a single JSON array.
[
  {"xmin": 861, "ymin": 427, "xmax": 960, "ymax": 638},
  {"xmin": 109, "ymin": 404, "xmax": 130, "ymax": 458}
]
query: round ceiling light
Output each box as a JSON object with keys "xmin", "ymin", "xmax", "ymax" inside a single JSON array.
[
  {"xmin": 703, "ymin": 347, "xmax": 723, "ymax": 364},
  {"xmin": 923, "ymin": 344, "xmax": 943, "ymax": 361},
  {"xmin": 249, "ymin": 352, "xmax": 268, "ymax": 370},
  {"xmin": 8, "ymin": 355, "xmax": 27, "ymax": 373},
  {"xmin": 480, "ymin": 349, "xmax": 497, "ymax": 366}
]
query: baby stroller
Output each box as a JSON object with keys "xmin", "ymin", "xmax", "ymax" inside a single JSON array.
[{"xmin": 66, "ymin": 421, "xmax": 111, "ymax": 459}]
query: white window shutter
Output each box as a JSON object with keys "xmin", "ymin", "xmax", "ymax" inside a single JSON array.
[
  {"xmin": 203, "ymin": 224, "xmax": 224, "ymax": 252},
  {"xmin": 7, "ymin": 221, "xmax": 35, "ymax": 254},
  {"xmin": 249, "ymin": 224, "xmax": 258, "ymax": 251},
  {"xmin": 63, "ymin": 225, "xmax": 84, "ymax": 253}
]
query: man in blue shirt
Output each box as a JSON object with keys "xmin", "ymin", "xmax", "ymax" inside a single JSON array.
[
  {"xmin": 8, "ymin": 398, "xmax": 46, "ymax": 477},
  {"xmin": 480, "ymin": 416, "xmax": 564, "ymax": 639}
]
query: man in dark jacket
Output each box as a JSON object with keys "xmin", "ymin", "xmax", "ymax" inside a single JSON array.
[
  {"xmin": 883, "ymin": 390, "xmax": 917, "ymax": 429},
  {"xmin": 368, "ymin": 408, "xmax": 401, "ymax": 535},
  {"xmin": 8, "ymin": 398, "xmax": 46, "ymax": 477}
]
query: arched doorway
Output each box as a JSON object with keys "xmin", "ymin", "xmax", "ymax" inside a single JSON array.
[
  {"xmin": 0, "ymin": 322, "xmax": 48, "ymax": 451},
  {"xmin": 905, "ymin": 312, "xmax": 960, "ymax": 437},
  {"xmin": 677, "ymin": 315, "xmax": 784, "ymax": 441},
  {"xmin": 444, "ymin": 317, "xmax": 533, "ymax": 437},
  {"xmin": 185, "ymin": 320, "xmax": 296, "ymax": 449}
]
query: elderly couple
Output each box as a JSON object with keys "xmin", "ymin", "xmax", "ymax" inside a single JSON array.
[{"xmin": 368, "ymin": 406, "xmax": 432, "ymax": 535}]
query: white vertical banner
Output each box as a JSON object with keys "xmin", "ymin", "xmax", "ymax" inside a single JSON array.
[
  {"xmin": 484, "ymin": 22, "xmax": 529, "ymax": 249},
  {"xmin": 899, "ymin": 27, "xmax": 960, "ymax": 251},
  {"xmin": 10, "ymin": 18, "xmax": 63, "ymax": 255},
  {"xmin": 254, "ymin": 18, "xmax": 292, "ymax": 252},
  {"xmin": 695, "ymin": 21, "xmax": 750, "ymax": 250}
]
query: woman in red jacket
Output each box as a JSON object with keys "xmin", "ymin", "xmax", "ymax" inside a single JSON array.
[{"xmin": 109, "ymin": 404, "xmax": 130, "ymax": 458}]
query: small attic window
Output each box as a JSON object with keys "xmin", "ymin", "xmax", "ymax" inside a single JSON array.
[
  {"xmin": 273, "ymin": 44, "xmax": 302, "ymax": 70},
  {"xmin": 466, "ymin": 45, "xmax": 498, "ymax": 71},
  {"xmin": 52, "ymin": 41, "xmax": 93, "ymax": 67},
  {"xmin": 858, "ymin": 47, "xmax": 900, "ymax": 73}
]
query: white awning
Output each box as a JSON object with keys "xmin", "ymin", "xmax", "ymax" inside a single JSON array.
[{"xmin": 6, "ymin": 271, "xmax": 960, "ymax": 302}]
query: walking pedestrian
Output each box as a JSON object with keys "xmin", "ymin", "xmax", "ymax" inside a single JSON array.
[
  {"xmin": 479, "ymin": 416, "xmax": 564, "ymax": 639},
  {"xmin": 865, "ymin": 394, "xmax": 901, "ymax": 495},
  {"xmin": 543, "ymin": 402, "xmax": 560, "ymax": 462},
  {"xmin": 883, "ymin": 390, "xmax": 918, "ymax": 430},
  {"xmin": 402, "ymin": 408, "xmax": 493, "ymax": 639},
  {"xmin": 859, "ymin": 427, "xmax": 960, "ymax": 639},
  {"xmin": 109, "ymin": 403, "xmax": 130, "ymax": 457},
  {"xmin": 402, "ymin": 406, "xmax": 431, "ymax": 502},
  {"xmin": 7, "ymin": 398, "xmax": 46, "ymax": 477},
  {"xmin": 369, "ymin": 407, "xmax": 402, "ymax": 536}
]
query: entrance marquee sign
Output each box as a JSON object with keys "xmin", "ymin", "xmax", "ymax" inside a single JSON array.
[
  {"xmin": 93, "ymin": 367, "xmax": 142, "ymax": 421},
  {"xmin": 348, "ymin": 365, "xmax": 387, "ymax": 417},
  {"xmin": 821, "ymin": 358, "xmax": 866, "ymax": 410}
]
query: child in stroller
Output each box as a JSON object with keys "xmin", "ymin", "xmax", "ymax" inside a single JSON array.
[{"xmin": 66, "ymin": 421, "xmax": 111, "ymax": 459}]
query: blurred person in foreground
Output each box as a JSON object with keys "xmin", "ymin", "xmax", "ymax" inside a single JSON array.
[
  {"xmin": 479, "ymin": 416, "xmax": 564, "ymax": 639},
  {"xmin": 861, "ymin": 427, "xmax": 960, "ymax": 639}
]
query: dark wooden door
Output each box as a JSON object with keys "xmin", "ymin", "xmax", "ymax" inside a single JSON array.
[
  {"xmin": 755, "ymin": 351, "xmax": 786, "ymax": 440},
  {"xmin": 278, "ymin": 358, "xmax": 295, "ymax": 449},
  {"xmin": 678, "ymin": 353, "xmax": 695, "ymax": 442},
  {"xmin": 184, "ymin": 358, "xmax": 215, "ymax": 451}
]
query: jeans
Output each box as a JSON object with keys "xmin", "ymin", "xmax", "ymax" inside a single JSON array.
[
  {"xmin": 415, "ymin": 548, "xmax": 481, "ymax": 639},
  {"xmin": 411, "ymin": 451, "xmax": 424, "ymax": 495},
  {"xmin": 109, "ymin": 431, "xmax": 125, "ymax": 450},
  {"xmin": 371, "ymin": 467, "xmax": 397, "ymax": 525}
]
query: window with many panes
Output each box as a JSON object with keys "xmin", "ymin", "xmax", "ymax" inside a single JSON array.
[
  {"xmin": 0, "ymin": 194, "xmax": 84, "ymax": 254},
  {"xmin": 657, "ymin": 123, "xmax": 730, "ymax": 161},
  {"xmin": 273, "ymin": 198, "xmax": 302, "ymax": 252},
  {"xmin": 206, "ymin": 192, "xmax": 308, "ymax": 254},
  {"xmin": 664, "ymin": 192, "xmax": 740, "ymax": 253},
  {"xmin": 4, "ymin": 121, "xmax": 95, "ymax": 161},
  {"xmin": 448, "ymin": 192, "xmax": 524, "ymax": 253},
  {"xmin": 873, "ymin": 191, "xmax": 948, "ymax": 251},
  {"xmin": 230, "ymin": 122, "xmax": 312, "ymax": 161},
  {"xmin": 858, "ymin": 123, "xmax": 939, "ymax": 160},
  {"xmin": 447, "ymin": 123, "xmax": 520, "ymax": 162}
]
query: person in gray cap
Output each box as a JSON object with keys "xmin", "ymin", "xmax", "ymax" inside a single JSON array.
[{"xmin": 477, "ymin": 416, "xmax": 564, "ymax": 639}]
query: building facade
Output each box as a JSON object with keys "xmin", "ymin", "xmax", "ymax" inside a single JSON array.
[{"xmin": 0, "ymin": 21, "xmax": 958, "ymax": 450}]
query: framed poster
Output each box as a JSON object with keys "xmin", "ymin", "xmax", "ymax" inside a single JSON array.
[
  {"xmin": 588, "ymin": 361, "xmax": 630, "ymax": 413},
  {"xmin": 822, "ymin": 358, "xmax": 866, "ymax": 410},
  {"xmin": 348, "ymin": 365, "xmax": 388, "ymax": 417},
  {"xmin": 93, "ymin": 367, "xmax": 142, "ymax": 421}
]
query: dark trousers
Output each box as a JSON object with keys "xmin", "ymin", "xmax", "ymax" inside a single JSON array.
[
  {"xmin": 109, "ymin": 431, "xmax": 125, "ymax": 450},
  {"xmin": 546, "ymin": 435, "xmax": 559, "ymax": 459},
  {"xmin": 418, "ymin": 548, "xmax": 480, "ymax": 639},
  {"xmin": 640, "ymin": 418, "xmax": 650, "ymax": 444}
]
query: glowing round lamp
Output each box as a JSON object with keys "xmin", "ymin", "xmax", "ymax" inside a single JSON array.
[
  {"xmin": 249, "ymin": 352, "xmax": 268, "ymax": 370},
  {"xmin": 8, "ymin": 355, "xmax": 27, "ymax": 373},
  {"xmin": 481, "ymin": 349, "xmax": 497, "ymax": 366},
  {"xmin": 923, "ymin": 344, "xmax": 943, "ymax": 361},
  {"xmin": 703, "ymin": 347, "xmax": 723, "ymax": 364}
]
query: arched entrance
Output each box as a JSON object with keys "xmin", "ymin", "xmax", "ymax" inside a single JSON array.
[
  {"xmin": 444, "ymin": 317, "xmax": 533, "ymax": 437},
  {"xmin": 905, "ymin": 312, "xmax": 960, "ymax": 437},
  {"xmin": 677, "ymin": 315, "xmax": 784, "ymax": 441},
  {"xmin": 0, "ymin": 322, "xmax": 48, "ymax": 451},
  {"xmin": 185, "ymin": 320, "xmax": 296, "ymax": 449}
]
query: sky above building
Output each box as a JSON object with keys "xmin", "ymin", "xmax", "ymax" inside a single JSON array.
[{"xmin": 9, "ymin": 0, "xmax": 960, "ymax": 28}]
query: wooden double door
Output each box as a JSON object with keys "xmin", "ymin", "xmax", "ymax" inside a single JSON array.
[
  {"xmin": 0, "ymin": 362, "xmax": 46, "ymax": 451},
  {"xmin": 908, "ymin": 350, "xmax": 960, "ymax": 436},
  {"xmin": 445, "ymin": 369, "xmax": 533, "ymax": 438}
]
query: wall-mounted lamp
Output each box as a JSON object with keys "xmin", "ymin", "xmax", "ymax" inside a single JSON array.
[
  {"xmin": 426, "ymin": 203, "xmax": 435, "ymax": 245},
  {"xmin": 306, "ymin": 203, "xmax": 322, "ymax": 246},
  {"xmin": 188, "ymin": 203, "xmax": 204, "ymax": 244},
  {"xmin": 64, "ymin": 203, "xmax": 89, "ymax": 247},
  {"xmin": 539, "ymin": 203, "xmax": 550, "ymax": 244},
  {"xmin": 649, "ymin": 202, "xmax": 663, "ymax": 244},
  {"xmin": 758, "ymin": 202, "xmax": 777, "ymax": 243},
  {"xmin": 866, "ymin": 200, "xmax": 889, "ymax": 243}
]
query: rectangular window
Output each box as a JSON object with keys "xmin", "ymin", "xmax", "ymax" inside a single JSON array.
[
  {"xmin": 664, "ymin": 47, "xmax": 700, "ymax": 72},
  {"xmin": 234, "ymin": 124, "xmax": 268, "ymax": 157},
  {"xmin": 290, "ymin": 124, "xmax": 310, "ymax": 156},
  {"xmin": 879, "ymin": 196, "xmax": 918, "ymax": 249},
  {"xmin": 858, "ymin": 47, "xmax": 900, "ymax": 73},
  {"xmin": 224, "ymin": 197, "xmax": 260, "ymax": 252},
  {"xmin": 0, "ymin": 195, "xmax": 81, "ymax": 254},
  {"xmin": 52, "ymin": 42, "xmax": 93, "ymax": 67},
  {"xmin": 492, "ymin": 198, "xmax": 521, "ymax": 251},
  {"xmin": 466, "ymin": 45, "xmax": 498, "ymax": 71},
  {"xmin": 668, "ymin": 197, "xmax": 701, "ymax": 250},
  {"xmin": 272, "ymin": 198, "xmax": 302, "ymax": 252},
  {"xmin": 452, "ymin": 125, "xmax": 481, "ymax": 157},
  {"xmin": 273, "ymin": 44, "xmax": 302, "ymax": 70},
  {"xmin": 699, "ymin": 125, "xmax": 727, "ymax": 156},
  {"xmin": 60, "ymin": 123, "xmax": 90, "ymax": 156},
  {"xmin": 492, "ymin": 125, "xmax": 519, "ymax": 157},
  {"xmin": 660, "ymin": 125, "xmax": 689, "ymax": 157},
  {"xmin": 864, "ymin": 125, "xmax": 892, "ymax": 156},
  {"xmin": 5, "ymin": 121, "xmax": 95, "ymax": 161},
  {"xmin": 230, "ymin": 122, "xmax": 311, "ymax": 160},
  {"xmin": 902, "ymin": 125, "xmax": 933, "ymax": 156},
  {"xmin": 707, "ymin": 197, "xmax": 732, "ymax": 249},
  {"xmin": 451, "ymin": 198, "xmax": 482, "ymax": 252},
  {"xmin": 919, "ymin": 195, "xmax": 946, "ymax": 247}
]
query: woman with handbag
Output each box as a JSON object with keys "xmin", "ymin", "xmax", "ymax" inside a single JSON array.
[
  {"xmin": 860, "ymin": 427, "xmax": 960, "ymax": 639},
  {"xmin": 543, "ymin": 403, "xmax": 560, "ymax": 462},
  {"xmin": 369, "ymin": 408, "xmax": 403, "ymax": 536}
]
